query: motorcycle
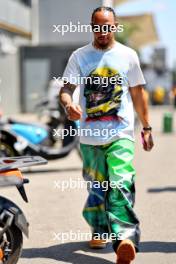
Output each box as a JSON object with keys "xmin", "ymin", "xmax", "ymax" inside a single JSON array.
[
  {"xmin": 0, "ymin": 155, "xmax": 47, "ymax": 264},
  {"xmin": 0, "ymin": 100, "xmax": 80, "ymax": 160}
]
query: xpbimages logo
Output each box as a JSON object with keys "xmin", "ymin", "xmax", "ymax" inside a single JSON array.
[
  {"xmin": 53, "ymin": 74, "xmax": 124, "ymax": 87},
  {"xmin": 52, "ymin": 230, "xmax": 124, "ymax": 243},
  {"xmin": 53, "ymin": 127, "xmax": 118, "ymax": 139},
  {"xmin": 54, "ymin": 178, "xmax": 124, "ymax": 191},
  {"xmin": 53, "ymin": 21, "xmax": 124, "ymax": 36}
]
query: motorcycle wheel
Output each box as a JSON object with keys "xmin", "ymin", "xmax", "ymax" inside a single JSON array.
[
  {"xmin": 0, "ymin": 224, "xmax": 23, "ymax": 264},
  {"xmin": 0, "ymin": 142, "xmax": 17, "ymax": 157}
]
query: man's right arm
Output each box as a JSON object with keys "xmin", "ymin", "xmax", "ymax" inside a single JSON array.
[
  {"xmin": 59, "ymin": 82, "xmax": 76, "ymax": 109},
  {"xmin": 59, "ymin": 82, "xmax": 82, "ymax": 120},
  {"xmin": 60, "ymin": 51, "xmax": 82, "ymax": 120}
]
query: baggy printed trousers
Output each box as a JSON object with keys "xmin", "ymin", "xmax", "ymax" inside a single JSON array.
[{"xmin": 80, "ymin": 139, "xmax": 140, "ymax": 252}]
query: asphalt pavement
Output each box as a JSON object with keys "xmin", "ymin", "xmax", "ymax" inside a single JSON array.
[{"xmin": 1, "ymin": 106, "xmax": 176, "ymax": 264}]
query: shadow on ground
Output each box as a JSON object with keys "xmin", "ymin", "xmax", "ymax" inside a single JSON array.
[
  {"xmin": 148, "ymin": 187, "xmax": 176, "ymax": 193},
  {"xmin": 140, "ymin": 241, "xmax": 176, "ymax": 253},
  {"xmin": 22, "ymin": 242, "xmax": 113, "ymax": 263},
  {"xmin": 21, "ymin": 241, "xmax": 176, "ymax": 263}
]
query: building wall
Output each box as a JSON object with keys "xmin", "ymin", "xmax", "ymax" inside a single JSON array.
[
  {"xmin": 0, "ymin": 52, "xmax": 20, "ymax": 115},
  {"xmin": 0, "ymin": 0, "xmax": 31, "ymax": 114},
  {"xmin": 20, "ymin": 45, "xmax": 80, "ymax": 112},
  {"xmin": 1, "ymin": 0, "xmax": 104, "ymax": 114},
  {"xmin": 0, "ymin": 0, "xmax": 31, "ymax": 32},
  {"xmin": 32, "ymin": 0, "xmax": 102, "ymax": 45}
]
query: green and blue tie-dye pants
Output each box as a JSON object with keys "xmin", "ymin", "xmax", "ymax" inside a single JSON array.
[{"xmin": 80, "ymin": 139, "xmax": 140, "ymax": 252}]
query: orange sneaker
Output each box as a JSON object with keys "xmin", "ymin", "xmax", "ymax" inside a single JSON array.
[
  {"xmin": 89, "ymin": 238, "xmax": 107, "ymax": 249},
  {"xmin": 116, "ymin": 239, "xmax": 136, "ymax": 264}
]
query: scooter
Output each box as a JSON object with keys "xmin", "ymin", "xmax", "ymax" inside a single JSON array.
[
  {"xmin": 0, "ymin": 156, "xmax": 47, "ymax": 264},
  {"xmin": 0, "ymin": 78, "xmax": 81, "ymax": 160},
  {"xmin": 0, "ymin": 104, "xmax": 80, "ymax": 160}
]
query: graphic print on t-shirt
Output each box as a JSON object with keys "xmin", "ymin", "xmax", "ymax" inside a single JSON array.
[{"xmin": 84, "ymin": 66, "xmax": 123, "ymax": 121}]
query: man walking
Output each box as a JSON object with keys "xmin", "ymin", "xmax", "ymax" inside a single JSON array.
[{"xmin": 59, "ymin": 6, "xmax": 154, "ymax": 264}]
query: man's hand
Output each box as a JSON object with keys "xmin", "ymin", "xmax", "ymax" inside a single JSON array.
[
  {"xmin": 65, "ymin": 103, "xmax": 82, "ymax": 121},
  {"xmin": 141, "ymin": 131, "xmax": 154, "ymax": 151}
]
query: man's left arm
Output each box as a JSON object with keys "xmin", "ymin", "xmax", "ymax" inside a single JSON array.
[{"xmin": 130, "ymin": 85, "xmax": 154, "ymax": 151}]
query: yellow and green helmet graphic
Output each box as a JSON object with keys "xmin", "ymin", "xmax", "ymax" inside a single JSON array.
[{"xmin": 84, "ymin": 67, "xmax": 123, "ymax": 119}]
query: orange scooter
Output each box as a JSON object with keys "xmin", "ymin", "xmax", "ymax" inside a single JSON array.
[{"xmin": 0, "ymin": 156, "xmax": 47, "ymax": 264}]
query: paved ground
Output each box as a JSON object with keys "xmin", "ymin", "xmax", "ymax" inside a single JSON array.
[{"xmin": 1, "ymin": 106, "xmax": 176, "ymax": 264}]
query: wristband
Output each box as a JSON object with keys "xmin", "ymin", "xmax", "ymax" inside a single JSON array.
[{"xmin": 143, "ymin": 126, "xmax": 152, "ymax": 131}]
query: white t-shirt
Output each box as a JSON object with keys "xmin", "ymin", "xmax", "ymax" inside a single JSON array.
[{"xmin": 63, "ymin": 41, "xmax": 146, "ymax": 145}]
